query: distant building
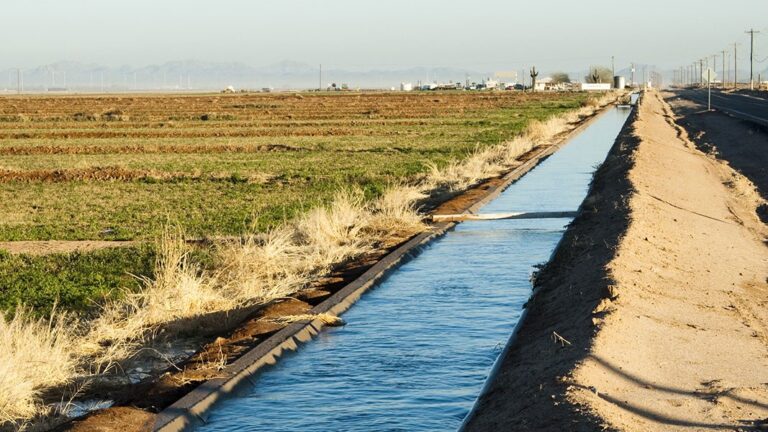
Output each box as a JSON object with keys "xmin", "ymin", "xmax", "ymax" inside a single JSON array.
[
  {"xmin": 578, "ymin": 83, "xmax": 612, "ymax": 91},
  {"xmin": 534, "ymin": 77, "xmax": 552, "ymax": 91},
  {"xmin": 400, "ymin": 82, "xmax": 413, "ymax": 91},
  {"xmin": 483, "ymin": 79, "xmax": 499, "ymax": 89}
]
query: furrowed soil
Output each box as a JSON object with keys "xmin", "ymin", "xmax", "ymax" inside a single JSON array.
[
  {"xmin": 465, "ymin": 91, "xmax": 768, "ymax": 431},
  {"xmin": 0, "ymin": 91, "xmax": 587, "ymax": 242}
]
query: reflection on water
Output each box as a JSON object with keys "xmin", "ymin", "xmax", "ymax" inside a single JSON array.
[{"xmin": 198, "ymin": 108, "xmax": 631, "ymax": 432}]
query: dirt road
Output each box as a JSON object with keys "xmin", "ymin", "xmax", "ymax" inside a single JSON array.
[
  {"xmin": 665, "ymin": 91, "xmax": 768, "ymax": 223},
  {"xmin": 464, "ymin": 91, "xmax": 768, "ymax": 431}
]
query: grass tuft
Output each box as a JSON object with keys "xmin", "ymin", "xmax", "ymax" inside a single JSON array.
[{"xmin": 0, "ymin": 307, "xmax": 77, "ymax": 425}]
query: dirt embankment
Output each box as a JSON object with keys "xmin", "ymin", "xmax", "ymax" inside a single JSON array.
[{"xmin": 465, "ymin": 91, "xmax": 768, "ymax": 431}]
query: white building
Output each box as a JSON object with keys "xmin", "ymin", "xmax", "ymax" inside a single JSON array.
[
  {"xmin": 483, "ymin": 79, "xmax": 499, "ymax": 89},
  {"xmin": 579, "ymin": 83, "xmax": 612, "ymax": 91},
  {"xmin": 534, "ymin": 77, "xmax": 553, "ymax": 91}
]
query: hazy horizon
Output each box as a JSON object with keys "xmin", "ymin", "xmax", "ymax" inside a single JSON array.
[{"xmin": 2, "ymin": 0, "xmax": 766, "ymax": 74}]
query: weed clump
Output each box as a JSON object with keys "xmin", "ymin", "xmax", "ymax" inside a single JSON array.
[{"xmin": 0, "ymin": 308, "xmax": 77, "ymax": 426}]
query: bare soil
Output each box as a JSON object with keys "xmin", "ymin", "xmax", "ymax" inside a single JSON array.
[
  {"xmin": 465, "ymin": 91, "xmax": 768, "ymax": 431},
  {"xmin": 0, "ymin": 240, "xmax": 136, "ymax": 256},
  {"xmin": 664, "ymin": 91, "xmax": 768, "ymax": 222}
]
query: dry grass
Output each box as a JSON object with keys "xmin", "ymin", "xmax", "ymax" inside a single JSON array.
[
  {"xmin": 0, "ymin": 308, "xmax": 77, "ymax": 425},
  {"xmin": 0, "ymin": 91, "xmax": 622, "ymax": 426},
  {"xmin": 79, "ymin": 229, "xmax": 235, "ymax": 372}
]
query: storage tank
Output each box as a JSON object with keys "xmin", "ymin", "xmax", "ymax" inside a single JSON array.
[{"xmin": 613, "ymin": 76, "xmax": 626, "ymax": 89}]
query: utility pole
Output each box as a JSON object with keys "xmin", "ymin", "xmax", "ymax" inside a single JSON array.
[
  {"xmin": 611, "ymin": 55, "xmax": 615, "ymax": 82},
  {"xmin": 721, "ymin": 50, "xmax": 727, "ymax": 89},
  {"xmin": 699, "ymin": 59, "xmax": 704, "ymax": 86},
  {"xmin": 693, "ymin": 63, "xmax": 696, "ymax": 86},
  {"xmin": 319, "ymin": 64, "xmax": 322, "ymax": 91},
  {"xmin": 16, "ymin": 68, "xmax": 21, "ymax": 94},
  {"xmin": 733, "ymin": 43, "xmax": 738, "ymax": 88},
  {"xmin": 691, "ymin": 62, "xmax": 698, "ymax": 85},
  {"xmin": 630, "ymin": 62, "xmax": 635, "ymax": 87},
  {"xmin": 746, "ymin": 29, "xmax": 760, "ymax": 90},
  {"xmin": 691, "ymin": 64, "xmax": 695, "ymax": 86},
  {"xmin": 707, "ymin": 68, "xmax": 712, "ymax": 110},
  {"xmin": 689, "ymin": 65, "xmax": 693, "ymax": 85}
]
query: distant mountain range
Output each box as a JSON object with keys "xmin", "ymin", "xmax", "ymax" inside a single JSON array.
[{"xmin": 0, "ymin": 60, "xmax": 498, "ymax": 92}]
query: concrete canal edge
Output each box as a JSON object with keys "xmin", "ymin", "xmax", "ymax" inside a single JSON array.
[{"xmin": 152, "ymin": 105, "xmax": 618, "ymax": 432}]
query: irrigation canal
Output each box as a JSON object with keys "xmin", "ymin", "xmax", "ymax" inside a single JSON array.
[{"xmin": 195, "ymin": 103, "xmax": 634, "ymax": 431}]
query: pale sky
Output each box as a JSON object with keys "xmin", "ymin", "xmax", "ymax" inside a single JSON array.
[{"xmin": 2, "ymin": 0, "xmax": 766, "ymax": 72}]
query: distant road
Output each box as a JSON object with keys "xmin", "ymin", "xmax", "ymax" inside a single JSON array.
[{"xmin": 675, "ymin": 88, "xmax": 768, "ymax": 128}]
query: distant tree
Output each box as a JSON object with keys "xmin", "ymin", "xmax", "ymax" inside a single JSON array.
[
  {"xmin": 585, "ymin": 66, "xmax": 613, "ymax": 84},
  {"xmin": 550, "ymin": 72, "xmax": 571, "ymax": 84}
]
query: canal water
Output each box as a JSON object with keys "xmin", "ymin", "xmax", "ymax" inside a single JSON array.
[{"xmin": 197, "ymin": 106, "xmax": 632, "ymax": 431}]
